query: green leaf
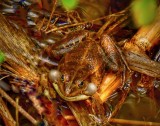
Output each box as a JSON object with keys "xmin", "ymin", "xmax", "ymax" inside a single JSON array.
[
  {"xmin": 61, "ymin": 0, "xmax": 78, "ymax": 10},
  {"xmin": 131, "ymin": 0, "xmax": 158, "ymax": 27},
  {"xmin": 0, "ymin": 51, "xmax": 5, "ymax": 63}
]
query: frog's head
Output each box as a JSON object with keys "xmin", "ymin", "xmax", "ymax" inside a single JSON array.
[{"xmin": 49, "ymin": 69, "xmax": 98, "ymax": 101}]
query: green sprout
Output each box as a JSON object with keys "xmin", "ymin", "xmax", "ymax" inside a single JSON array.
[
  {"xmin": 61, "ymin": 0, "xmax": 78, "ymax": 11},
  {"xmin": 131, "ymin": 0, "xmax": 158, "ymax": 27},
  {"xmin": 0, "ymin": 51, "xmax": 5, "ymax": 63}
]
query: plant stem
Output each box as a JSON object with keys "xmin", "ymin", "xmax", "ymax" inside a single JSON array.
[{"xmin": 0, "ymin": 88, "xmax": 38, "ymax": 125}]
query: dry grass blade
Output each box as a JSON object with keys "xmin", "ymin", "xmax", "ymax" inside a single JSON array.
[
  {"xmin": 0, "ymin": 88, "xmax": 38, "ymax": 125},
  {"xmin": 45, "ymin": 7, "xmax": 129, "ymax": 34},
  {"xmin": 15, "ymin": 97, "xmax": 19, "ymax": 126},
  {"xmin": 0, "ymin": 13, "xmax": 39, "ymax": 82},
  {"xmin": 44, "ymin": 0, "xmax": 57, "ymax": 31},
  {"xmin": 97, "ymin": 7, "xmax": 130, "ymax": 37},
  {"xmin": 0, "ymin": 97, "xmax": 16, "ymax": 126}
]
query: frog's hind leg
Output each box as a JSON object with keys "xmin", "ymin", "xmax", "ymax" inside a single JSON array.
[{"xmin": 100, "ymin": 34, "xmax": 131, "ymax": 86}]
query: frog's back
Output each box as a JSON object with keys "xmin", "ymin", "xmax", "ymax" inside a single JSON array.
[{"xmin": 59, "ymin": 39, "xmax": 104, "ymax": 82}]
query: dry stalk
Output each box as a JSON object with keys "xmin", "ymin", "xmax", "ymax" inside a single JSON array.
[
  {"xmin": 110, "ymin": 118, "xmax": 160, "ymax": 126},
  {"xmin": 15, "ymin": 97, "xmax": 19, "ymax": 126},
  {"xmin": 124, "ymin": 6, "xmax": 160, "ymax": 52},
  {"xmin": 56, "ymin": 113, "xmax": 160, "ymax": 126},
  {"xmin": 97, "ymin": 7, "xmax": 130, "ymax": 37},
  {"xmin": 45, "ymin": 8, "xmax": 128, "ymax": 34},
  {"xmin": 0, "ymin": 97, "xmax": 16, "ymax": 126},
  {"xmin": 44, "ymin": 0, "xmax": 57, "ymax": 31},
  {"xmin": 99, "ymin": 73, "xmax": 121, "ymax": 103},
  {"xmin": 0, "ymin": 88, "xmax": 38, "ymax": 125}
]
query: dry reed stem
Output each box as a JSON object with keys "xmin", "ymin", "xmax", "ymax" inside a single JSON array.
[
  {"xmin": 15, "ymin": 97, "xmax": 19, "ymax": 126},
  {"xmin": 44, "ymin": 0, "xmax": 57, "ymax": 31},
  {"xmin": 99, "ymin": 73, "xmax": 121, "ymax": 103},
  {"xmin": 110, "ymin": 118, "xmax": 160, "ymax": 126},
  {"xmin": 45, "ymin": 8, "xmax": 128, "ymax": 34},
  {"xmin": 0, "ymin": 97, "xmax": 16, "ymax": 126},
  {"xmin": 64, "ymin": 112, "xmax": 160, "ymax": 126},
  {"xmin": 125, "ymin": 7, "xmax": 160, "ymax": 52},
  {"xmin": 0, "ymin": 88, "xmax": 38, "ymax": 125},
  {"xmin": 97, "ymin": 9, "xmax": 129, "ymax": 37}
]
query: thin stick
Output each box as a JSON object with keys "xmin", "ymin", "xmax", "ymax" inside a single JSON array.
[
  {"xmin": 45, "ymin": 8, "xmax": 128, "ymax": 34},
  {"xmin": 96, "ymin": 17, "xmax": 115, "ymax": 38},
  {"xmin": 0, "ymin": 75, "xmax": 10, "ymax": 81},
  {"xmin": 38, "ymin": 17, "xmax": 45, "ymax": 31},
  {"xmin": 0, "ymin": 88, "xmax": 38, "ymax": 125},
  {"xmin": 0, "ymin": 97, "xmax": 16, "ymax": 126},
  {"xmin": 110, "ymin": 118, "xmax": 160, "ymax": 126},
  {"xmin": 44, "ymin": 0, "xmax": 57, "ymax": 31},
  {"xmin": 55, "ymin": 114, "xmax": 160, "ymax": 126},
  {"xmin": 16, "ymin": 97, "xmax": 19, "ymax": 126},
  {"xmin": 105, "ymin": 13, "xmax": 129, "ymax": 34},
  {"xmin": 45, "ymin": 15, "xmax": 120, "ymax": 33},
  {"xmin": 49, "ymin": 17, "xmax": 59, "ymax": 27}
]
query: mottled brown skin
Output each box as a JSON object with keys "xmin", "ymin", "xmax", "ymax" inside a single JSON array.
[{"xmin": 58, "ymin": 39, "xmax": 105, "ymax": 97}]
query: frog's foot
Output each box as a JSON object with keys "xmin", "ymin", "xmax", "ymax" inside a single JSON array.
[{"xmin": 88, "ymin": 114, "xmax": 111, "ymax": 126}]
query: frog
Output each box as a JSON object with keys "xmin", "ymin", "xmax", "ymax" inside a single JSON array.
[{"xmin": 47, "ymin": 30, "xmax": 129, "ymax": 101}]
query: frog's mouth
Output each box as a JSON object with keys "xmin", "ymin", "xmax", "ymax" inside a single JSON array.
[{"xmin": 53, "ymin": 82, "xmax": 90, "ymax": 101}]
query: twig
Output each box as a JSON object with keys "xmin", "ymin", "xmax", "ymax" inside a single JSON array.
[
  {"xmin": 56, "ymin": 114, "xmax": 160, "ymax": 126},
  {"xmin": 45, "ymin": 8, "xmax": 128, "ymax": 34},
  {"xmin": 0, "ymin": 75, "xmax": 10, "ymax": 81},
  {"xmin": 44, "ymin": 0, "xmax": 57, "ymax": 31},
  {"xmin": 38, "ymin": 17, "xmax": 46, "ymax": 31},
  {"xmin": 0, "ymin": 88, "xmax": 38, "ymax": 125},
  {"xmin": 0, "ymin": 97, "xmax": 16, "ymax": 126},
  {"xmin": 105, "ymin": 13, "xmax": 130, "ymax": 35},
  {"xmin": 110, "ymin": 118, "xmax": 160, "ymax": 126},
  {"xmin": 16, "ymin": 97, "xmax": 19, "ymax": 126}
]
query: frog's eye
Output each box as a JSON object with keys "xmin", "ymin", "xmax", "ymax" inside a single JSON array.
[
  {"xmin": 61, "ymin": 75, "xmax": 64, "ymax": 82},
  {"xmin": 49, "ymin": 69, "xmax": 61, "ymax": 83},
  {"xmin": 78, "ymin": 81, "xmax": 84, "ymax": 88},
  {"xmin": 84, "ymin": 83, "xmax": 97, "ymax": 96}
]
